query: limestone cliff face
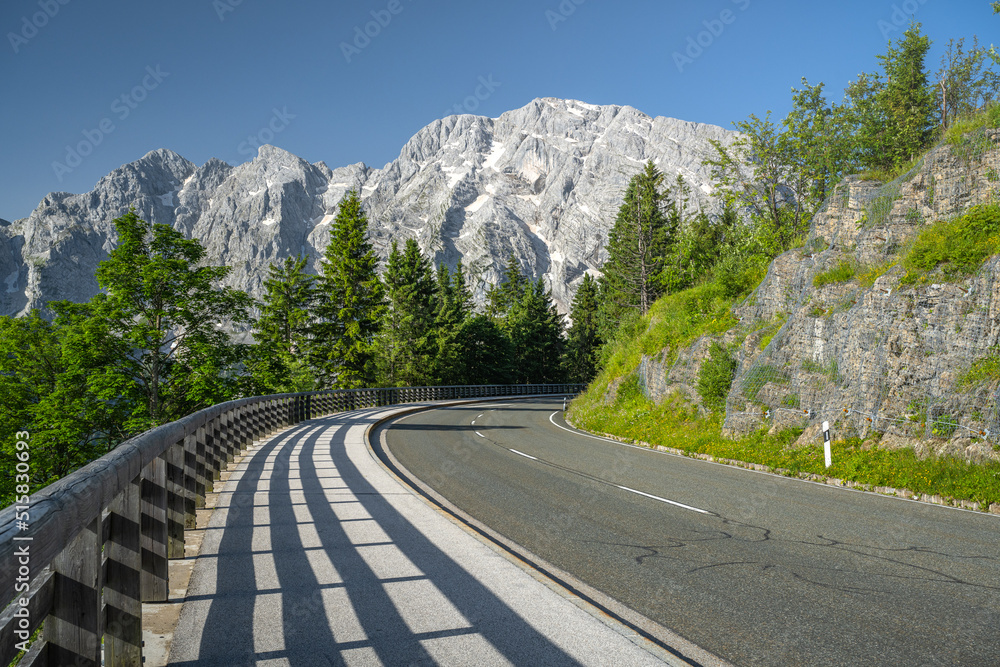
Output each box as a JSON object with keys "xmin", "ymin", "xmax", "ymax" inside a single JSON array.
[
  {"xmin": 0, "ymin": 98, "xmax": 735, "ymax": 316},
  {"xmin": 723, "ymin": 132, "xmax": 1000, "ymax": 460},
  {"xmin": 632, "ymin": 130, "xmax": 1000, "ymax": 461}
]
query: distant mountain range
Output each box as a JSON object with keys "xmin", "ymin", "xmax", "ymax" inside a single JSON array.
[{"xmin": 1, "ymin": 97, "xmax": 736, "ymax": 316}]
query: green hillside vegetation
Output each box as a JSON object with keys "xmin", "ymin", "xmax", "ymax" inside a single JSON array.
[{"xmin": 570, "ymin": 16, "xmax": 1000, "ymax": 510}]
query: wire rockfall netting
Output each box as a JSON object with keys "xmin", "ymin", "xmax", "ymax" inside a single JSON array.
[{"xmin": 726, "ymin": 128, "xmax": 1000, "ymax": 446}]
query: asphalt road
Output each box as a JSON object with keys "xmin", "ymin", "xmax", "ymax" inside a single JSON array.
[{"xmin": 382, "ymin": 397, "xmax": 1000, "ymax": 667}]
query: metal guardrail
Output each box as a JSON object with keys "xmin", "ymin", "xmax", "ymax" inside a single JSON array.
[{"xmin": 0, "ymin": 383, "xmax": 582, "ymax": 666}]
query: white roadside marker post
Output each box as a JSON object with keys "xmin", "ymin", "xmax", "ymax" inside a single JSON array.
[
  {"xmin": 563, "ymin": 396, "xmax": 567, "ymax": 412},
  {"xmin": 823, "ymin": 421, "xmax": 832, "ymax": 468}
]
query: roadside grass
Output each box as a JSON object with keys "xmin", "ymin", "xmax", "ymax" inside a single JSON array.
[{"xmin": 570, "ymin": 383, "xmax": 1000, "ymax": 509}]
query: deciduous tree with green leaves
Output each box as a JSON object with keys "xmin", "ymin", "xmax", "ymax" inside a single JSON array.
[
  {"xmin": 845, "ymin": 22, "xmax": 934, "ymax": 172},
  {"xmin": 89, "ymin": 208, "xmax": 254, "ymax": 433},
  {"xmin": 0, "ymin": 307, "xmax": 126, "ymax": 504}
]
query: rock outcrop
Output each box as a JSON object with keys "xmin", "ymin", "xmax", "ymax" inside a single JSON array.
[{"xmin": 719, "ymin": 130, "xmax": 1000, "ymax": 460}]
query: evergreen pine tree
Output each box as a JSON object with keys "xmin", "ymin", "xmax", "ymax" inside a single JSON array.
[
  {"xmin": 485, "ymin": 252, "xmax": 529, "ymax": 320},
  {"xmin": 506, "ymin": 278, "xmax": 566, "ymax": 383},
  {"xmin": 563, "ymin": 273, "xmax": 602, "ymax": 384},
  {"xmin": 846, "ymin": 22, "xmax": 934, "ymax": 171},
  {"xmin": 880, "ymin": 23, "xmax": 935, "ymax": 167},
  {"xmin": 452, "ymin": 315, "xmax": 513, "ymax": 385},
  {"xmin": 314, "ymin": 191, "xmax": 385, "ymax": 388},
  {"xmin": 598, "ymin": 160, "xmax": 669, "ymax": 336},
  {"xmin": 432, "ymin": 262, "xmax": 475, "ymax": 385},
  {"xmin": 254, "ymin": 254, "xmax": 317, "ymax": 391},
  {"xmin": 378, "ymin": 238, "xmax": 437, "ymax": 386}
]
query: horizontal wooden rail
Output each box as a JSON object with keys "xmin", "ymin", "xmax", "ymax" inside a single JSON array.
[{"xmin": 0, "ymin": 384, "xmax": 582, "ymax": 666}]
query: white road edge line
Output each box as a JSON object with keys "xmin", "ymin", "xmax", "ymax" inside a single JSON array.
[
  {"xmin": 547, "ymin": 411, "xmax": 998, "ymax": 518},
  {"xmin": 549, "ymin": 411, "xmax": 648, "ymax": 450},
  {"xmin": 615, "ymin": 484, "xmax": 710, "ymax": 515},
  {"xmin": 509, "ymin": 448, "xmax": 538, "ymax": 461}
]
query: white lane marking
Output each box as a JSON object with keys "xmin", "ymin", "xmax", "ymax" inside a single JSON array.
[
  {"xmin": 509, "ymin": 448, "xmax": 538, "ymax": 461},
  {"xmin": 616, "ymin": 485, "xmax": 710, "ymax": 515},
  {"xmin": 475, "ymin": 431, "xmax": 485, "ymax": 438},
  {"xmin": 477, "ymin": 414, "xmax": 483, "ymax": 419},
  {"xmin": 549, "ymin": 412, "xmax": 648, "ymax": 451},
  {"xmin": 472, "ymin": 420, "xmax": 476, "ymax": 425}
]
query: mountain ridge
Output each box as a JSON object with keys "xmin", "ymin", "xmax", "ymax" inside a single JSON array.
[{"xmin": 1, "ymin": 97, "xmax": 736, "ymax": 316}]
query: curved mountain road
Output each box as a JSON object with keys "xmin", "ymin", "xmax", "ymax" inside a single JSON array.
[{"xmin": 380, "ymin": 397, "xmax": 1000, "ymax": 666}]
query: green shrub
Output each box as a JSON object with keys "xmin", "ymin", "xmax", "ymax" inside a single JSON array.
[
  {"xmin": 813, "ymin": 259, "xmax": 857, "ymax": 287},
  {"xmin": 901, "ymin": 204, "xmax": 1000, "ymax": 283},
  {"xmin": 858, "ymin": 260, "xmax": 896, "ymax": 287},
  {"xmin": 957, "ymin": 348, "xmax": 1000, "ymax": 389},
  {"xmin": 943, "ymin": 103, "xmax": 1000, "ymax": 146},
  {"xmin": 697, "ymin": 342, "xmax": 737, "ymax": 412}
]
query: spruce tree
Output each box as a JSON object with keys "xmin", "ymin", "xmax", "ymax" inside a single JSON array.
[
  {"xmin": 378, "ymin": 239, "xmax": 437, "ymax": 386},
  {"xmin": 314, "ymin": 191, "xmax": 385, "ymax": 388},
  {"xmin": 563, "ymin": 273, "xmax": 602, "ymax": 384},
  {"xmin": 846, "ymin": 22, "xmax": 934, "ymax": 172},
  {"xmin": 599, "ymin": 160, "xmax": 669, "ymax": 335},
  {"xmin": 433, "ymin": 261, "xmax": 474, "ymax": 385},
  {"xmin": 254, "ymin": 254, "xmax": 317, "ymax": 391},
  {"xmin": 880, "ymin": 23, "xmax": 934, "ymax": 167},
  {"xmin": 485, "ymin": 252, "xmax": 529, "ymax": 320},
  {"xmin": 452, "ymin": 315, "xmax": 513, "ymax": 385},
  {"xmin": 506, "ymin": 278, "xmax": 566, "ymax": 384}
]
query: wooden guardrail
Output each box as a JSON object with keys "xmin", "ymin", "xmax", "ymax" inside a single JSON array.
[{"xmin": 0, "ymin": 384, "xmax": 581, "ymax": 666}]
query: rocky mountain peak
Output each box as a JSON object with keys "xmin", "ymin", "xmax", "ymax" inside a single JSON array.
[{"xmin": 2, "ymin": 97, "xmax": 736, "ymax": 316}]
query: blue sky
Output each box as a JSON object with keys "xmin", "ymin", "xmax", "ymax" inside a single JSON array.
[{"xmin": 1, "ymin": 0, "xmax": 994, "ymax": 221}]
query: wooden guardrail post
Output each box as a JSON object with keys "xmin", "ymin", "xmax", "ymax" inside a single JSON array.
[
  {"xmin": 266, "ymin": 398, "xmax": 277, "ymax": 433},
  {"xmin": 140, "ymin": 457, "xmax": 168, "ymax": 602},
  {"xmin": 205, "ymin": 417, "xmax": 222, "ymax": 482},
  {"xmin": 165, "ymin": 440, "xmax": 187, "ymax": 559},
  {"xmin": 183, "ymin": 432, "xmax": 200, "ymax": 526},
  {"xmin": 46, "ymin": 517, "xmax": 101, "ymax": 666},
  {"xmin": 222, "ymin": 409, "xmax": 237, "ymax": 464},
  {"xmin": 249, "ymin": 402, "xmax": 260, "ymax": 441},
  {"xmin": 194, "ymin": 423, "xmax": 209, "ymax": 499},
  {"xmin": 104, "ymin": 477, "xmax": 143, "ymax": 665}
]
